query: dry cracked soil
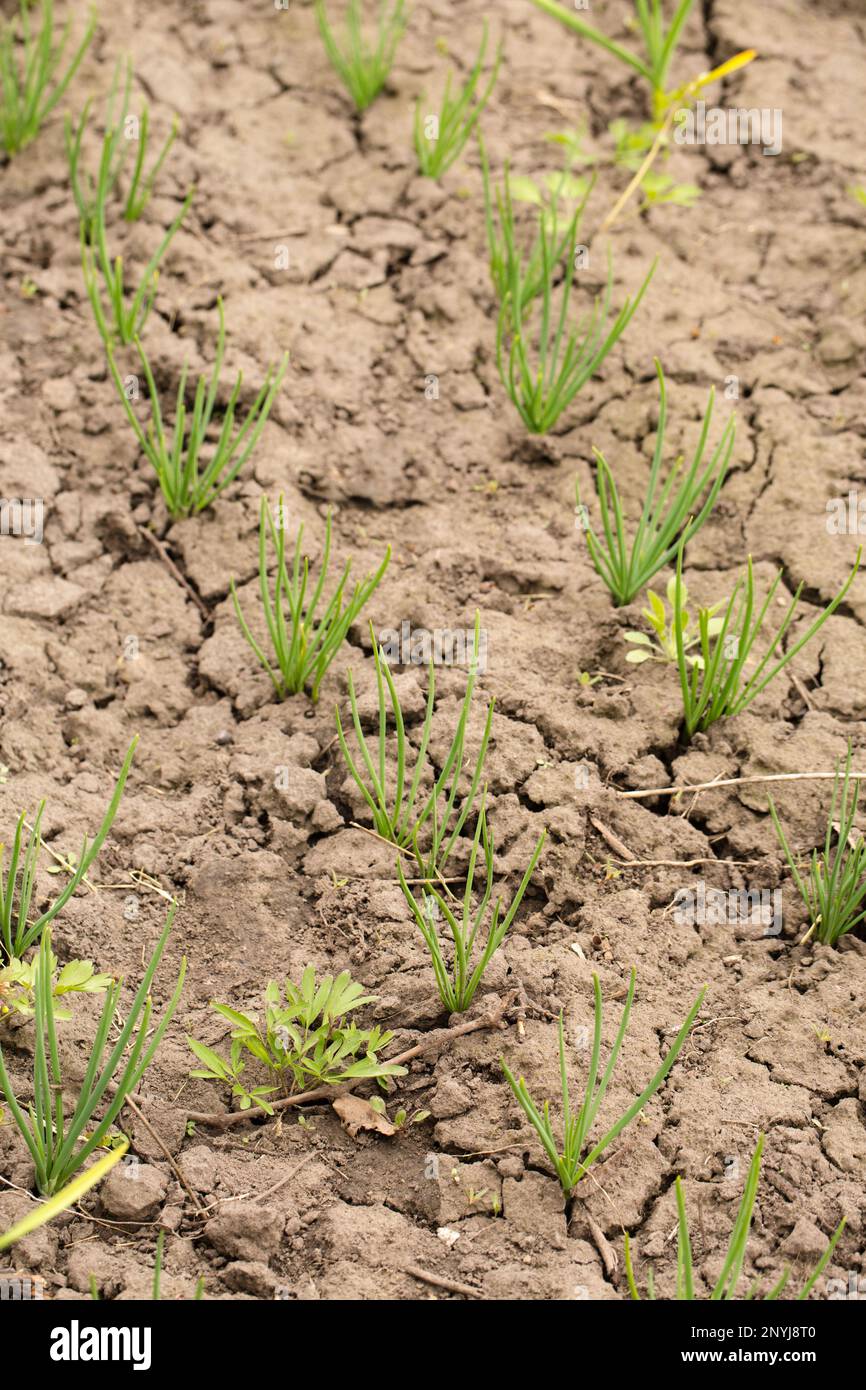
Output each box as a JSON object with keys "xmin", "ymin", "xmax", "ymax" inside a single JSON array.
[{"xmin": 1, "ymin": 0, "xmax": 865, "ymax": 1303}]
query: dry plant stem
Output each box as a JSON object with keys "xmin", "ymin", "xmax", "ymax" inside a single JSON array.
[
  {"xmin": 119, "ymin": 1092, "xmax": 205, "ymax": 1215},
  {"xmin": 611, "ymin": 856, "xmax": 756, "ymax": 868},
  {"xmin": 405, "ymin": 1265, "xmax": 482, "ymax": 1298},
  {"xmin": 186, "ymin": 991, "xmax": 515, "ymax": 1130},
  {"xmin": 586, "ymin": 1214, "xmax": 618, "ymax": 1278},
  {"xmin": 619, "ymin": 771, "xmax": 866, "ymax": 800},
  {"xmin": 249, "ymin": 1154, "xmax": 317, "ymax": 1205},
  {"xmin": 136, "ymin": 526, "xmax": 209, "ymax": 620},
  {"xmin": 590, "ymin": 816, "xmax": 635, "ymax": 860},
  {"xmin": 347, "ymin": 823, "xmax": 461, "ymax": 898},
  {"xmin": 597, "ymin": 106, "xmax": 676, "ymax": 234}
]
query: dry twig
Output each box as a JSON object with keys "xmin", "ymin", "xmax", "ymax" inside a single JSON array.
[{"xmin": 618, "ymin": 770, "xmax": 866, "ymax": 801}]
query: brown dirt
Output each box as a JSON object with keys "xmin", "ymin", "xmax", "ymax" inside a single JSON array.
[{"xmin": 1, "ymin": 0, "xmax": 865, "ymax": 1302}]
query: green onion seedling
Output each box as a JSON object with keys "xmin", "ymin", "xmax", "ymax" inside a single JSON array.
[
  {"xmin": 414, "ymin": 23, "xmax": 501, "ymax": 179},
  {"xmin": 148, "ymin": 1229, "xmax": 205, "ymax": 1300},
  {"xmin": 674, "ymin": 538, "xmax": 862, "ymax": 739},
  {"xmin": 0, "ymin": 0, "xmax": 95, "ymax": 157},
  {"xmin": 104, "ymin": 298, "xmax": 287, "ymax": 519},
  {"xmin": 528, "ymin": 0, "xmax": 755, "ymax": 124},
  {"xmin": 532, "ymin": 0, "xmax": 696, "ymax": 120},
  {"xmin": 0, "ymin": 1144, "xmax": 128, "ymax": 1251},
  {"xmin": 66, "ymin": 57, "xmax": 181, "ymax": 234},
  {"xmin": 315, "ymin": 0, "xmax": 406, "ymax": 111},
  {"xmin": 0, "ymin": 907, "xmax": 185, "ymax": 1196},
  {"xmin": 81, "ymin": 183, "xmax": 194, "ymax": 346},
  {"xmin": 578, "ymin": 360, "xmax": 734, "ymax": 606},
  {"xmin": 399, "ymin": 800, "xmax": 545, "ymax": 1013},
  {"xmin": 625, "ymin": 1135, "xmax": 846, "ymax": 1299},
  {"xmin": 769, "ymin": 743, "xmax": 866, "ymax": 948},
  {"xmin": 479, "ymin": 131, "xmax": 593, "ymax": 315},
  {"xmin": 497, "ymin": 202, "xmax": 654, "ymax": 435},
  {"xmin": 502, "ymin": 969, "xmax": 704, "ymax": 1194},
  {"xmin": 231, "ymin": 496, "xmax": 390, "ymax": 703},
  {"xmin": 0, "ymin": 737, "xmax": 137, "ymax": 959},
  {"xmin": 336, "ymin": 613, "xmax": 493, "ymax": 880}
]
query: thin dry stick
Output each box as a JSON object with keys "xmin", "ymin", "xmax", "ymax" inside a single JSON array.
[
  {"xmin": 249, "ymin": 1153, "xmax": 318, "ymax": 1204},
  {"xmin": 405, "ymin": 1265, "xmax": 482, "ymax": 1298},
  {"xmin": 120, "ymin": 1093, "xmax": 206, "ymax": 1215},
  {"xmin": 21, "ymin": 818, "xmax": 100, "ymax": 895},
  {"xmin": 186, "ymin": 992, "xmax": 516, "ymax": 1131},
  {"xmin": 211, "ymin": 1155, "xmax": 319, "ymax": 1211},
  {"xmin": 98, "ymin": 869, "xmax": 178, "ymax": 904},
  {"xmin": 586, "ymin": 1214, "xmax": 618, "ymax": 1279},
  {"xmin": 609, "ymin": 856, "xmax": 756, "ymax": 868},
  {"xmin": 619, "ymin": 771, "xmax": 866, "ymax": 801},
  {"xmin": 398, "ymin": 875, "xmax": 464, "ymax": 885},
  {"xmin": 589, "ymin": 816, "xmax": 636, "ymax": 861},
  {"xmin": 137, "ymin": 525, "xmax": 210, "ymax": 620},
  {"xmin": 235, "ymin": 229, "xmax": 308, "ymax": 242},
  {"xmin": 597, "ymin": 106, "xmax": 676, "ymax": 235},
  {"xmin": 75, "ymin": 1214, "xmax": 161, "ymax": 1234},
  {"xmin": 790, "ymin": 673, "xmax": 815, "ymax": 711},
  {"xmin": 348, "ymin": 821, "xmax": 460, "ymax": 896}
]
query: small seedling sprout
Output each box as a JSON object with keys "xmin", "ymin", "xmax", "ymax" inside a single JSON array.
[
  {"xmin": 104, "ymin": 298, "xmax": 288, "ymax": 519},
  {"xmin": 625, "ymin": 1135, "xmax": 846, "ymax": 1299},
  {"xmin": 674, "ymin": 538, "xmax": 862, "ymax": 739},
  {"xmin": 189, "ymin": 967, "xmax": 406, "ymax": 1114},
  {"xmin": 769, "ymin": 742, "xmax": 866, "ymax": 947},
  {"xmin": 579, "ymin": 360, "xmax": 734, "ymax": 606},
  {"xmin": 315, "ymin": 0, "xmax": 406, "ymax": 111},
  {"xmin": 624, "ymin": 576, "xmax": 725, "ymax": 667},
  {"xmin": 231, "ymin": 497, "xmax": 390, "ymax": 703},
  {"xmin": 0, "ymin": 0, "xmax": 95, "ymax": 157},
  {"xmin": 414, "ymin": 23, "xmax": 502, "ymax": 179},
  {"xmin": 502, "ymin": 969, "xmax": 704, "ymax": 1194},
  {"xmin": 336, "ymin": 613, "xmax": 493, "ymax": 880}
]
